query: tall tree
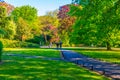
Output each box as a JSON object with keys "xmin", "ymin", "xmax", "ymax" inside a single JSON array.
[
  {"xmin": 97, "ymin": 0, "xmax": 120, "ymax": 50},
  {"xmin": 16, "ymin": 17, "xmax": 30, "ymax": 41},
  {"xmin": 0, "ymin": 1, "xmax": 14, "ymax": 15},
  {"xmin": 58, "ymin": 5, "xmax": 76, "ymax": 46},
  {"xmin": 39, "ymin": 15, "xmax": 59, "ymax": 44},
  {"xmin": 4, "ymin": 18, "xmax": 16, "ymax": 39},
  {"xmin": 0, "ymin": 6, "xmax": 7, "ymax": 37},
  {"xmin": 11, "ymin": 5, "xmax": 37, "ymax": 23},
  {"xmin": 11, "ymin": 5, "xmax": 38, "ymax": 40},
  {"xmin": 38, "ymin": 10, "xmax": 59, "ymax": 44},
  {"xmin": 69, "ymin": 0, "xmax": 120, "ymax": 50},
  {"xmin": 0, "ymin": 6, "xmax": 16, "ymax": 39}
]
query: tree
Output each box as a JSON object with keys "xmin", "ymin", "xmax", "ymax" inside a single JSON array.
[
  {"xmin": 97, "ymin": 0, "xmax": 120, "ymax": 50},
  {"xmin": 0, "ymin": 1, "xmax": 14, "ymax": 15},
  {"xmin": 58, "ymin": 5, "xmax": 76, "ymax": 46},
  {"xmin": 0, "ymin": 6, "xmax": 16, "ymax": 39},
  {"xmin": 68, "ymin": 4, "xmax": 97, "ymax": 46},
  {"xmin": 0, "ymin": 6, "xmax": 5, "ymax": 62},
  {"xmin": 69, "ymin": 0, "xmax": 120, "ymax": 50},
  {"xmin": 16, "ymin": 17, "xmax": 31, "ymax": 41},
  {"xmin": 38, "ymin": 11, "xmax": 59, "ymax": 44},
  {"xmin": 11, "ymin": 5, "xmax": 38, "ymax": 41},
  {"xmin": 0, "ymin": 6, "xmax": 7, "ymax": 38},
  {"xmin": 11, "ymin": 5, "xmax": 37, "ymax": 23},
  {"xmin": 4, "ymin": 18, "xmax": 16, "ymax": 39}
]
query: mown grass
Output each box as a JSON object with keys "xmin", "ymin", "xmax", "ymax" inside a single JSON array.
[
  {"xmin": 0, "ymin": 48, "xmax": 110, "ymax": 80},
  {"xmin": 3, "ymin": 48, "xmax": 60, "ymax": 58},
  {"xmin": 77, "ymin": 51, "xmax": 120, "ymax": 64},
  {"xmin": 64, "ymin": 47, "xmax": 120, "ymax": 64}
]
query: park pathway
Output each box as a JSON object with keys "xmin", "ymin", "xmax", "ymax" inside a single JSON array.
[{"xmin": 61, "ymin": 50, "xmax": 120, "ymax": 80}]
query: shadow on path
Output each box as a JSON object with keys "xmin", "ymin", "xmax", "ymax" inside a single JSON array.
[
  {"xmin": 61, "ymin": 50, "xmax": 120, "ymax": 80},
  {"xmin": 3, "ymin": 53, "xmax": 63, "ymax": 61}
]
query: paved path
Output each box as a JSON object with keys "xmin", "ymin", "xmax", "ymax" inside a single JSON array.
[{"xmin": 61, "ymin": 50, "xmax": 120, "ymax": 80}]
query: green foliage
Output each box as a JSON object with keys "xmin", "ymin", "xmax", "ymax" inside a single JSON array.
[
  {"xmin": 0, "ymin": 6, "xmax": 6, "ymax": 19},
  {"xmin": 38, "ymin": 11, "xmax": 59, "ymax": 44},
  {"xmin": 58, "ymin": 5, "xmax": 76, "ymax": 46},
  {"xmin": 20, "ymin": 42, "xmax": 39, "ymax": 48},
  {"xmin": 45, "ymin": 10, "xmax": 59, "ymax": 27},
  {"xmin": 69, "ymin": 0, "xmax": 120, "ymax": 49},
  {"xmin": 0, "ymin": 41, "xmax": 3, "ymax": 62},
  {"xmin": 11, "ymin": 5, "xmax": 37, "ymax": 23},
  {"xmin": 0, "ymin": 6, "xmax": 7, "ymax": 37},
  {"xmin": 26, "ymin": 35, "xmax": 45, "ymax": 45},
  {"xmin": 0, "ymin": 41, "xmax": 3, "ymax": 52},
  {"xmin": 0, "ymin": 6, "xmax": 16, "ymax": 39},
  {"xmin": 4, "ymin": 18, "xmax": 16, "ymax": 39},
  {"xmin": 16, "ymin": 17, "xmax": 31, "ymax": 41},
  {"xmin": 72, "ymin": 0, "xmax": 89, "ymax": 5},
  {"xmin": 0, "ymin": 39, "xmax": 39, "ymax": 48},
  {"xmin": 11, "ymin": 5, "xmax": 38, "ymax": 41}
]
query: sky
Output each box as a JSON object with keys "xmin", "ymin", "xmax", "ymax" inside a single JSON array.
[{"xmin": 4, "ymin": 0, "xmax": 71, "ymax": 16}]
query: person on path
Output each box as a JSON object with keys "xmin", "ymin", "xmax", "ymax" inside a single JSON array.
[
  {"xmin": 49, "ymin": 42, "xmax": 52, "ymax": 48},
  {"xmin": 59, "ymin": 41, "xmax": 62, "ymax": 49},
  {"xmin": 56, "ymin": 42, "xmax": 59, "ymax": 49}
]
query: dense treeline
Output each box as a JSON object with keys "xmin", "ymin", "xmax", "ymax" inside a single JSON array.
[
  {"xmin": 0, "ymin": 0, "xmax": 120, "ymax": 50},
  {"xmin": 0, "ymin": 1, "xmax": 74, "ymax": 48},
  {"xmin": 0, "ymin": 2, "xmax": 59, "ymax": 47}
]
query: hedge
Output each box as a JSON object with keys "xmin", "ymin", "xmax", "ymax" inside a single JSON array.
[{"xmin": 0, "ymin": 39, "xmax": 39, "ymax": 48}]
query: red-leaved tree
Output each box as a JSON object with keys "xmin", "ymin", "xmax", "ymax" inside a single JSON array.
[
  {"xmin": 0, "ymin": 1, "xmax": 14, "ymax": 15},
  {"xmin": 58, "ymin": 5, "xmax": 76, "ymax": 46}
]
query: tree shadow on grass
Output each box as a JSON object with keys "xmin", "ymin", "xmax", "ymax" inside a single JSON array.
[{"xmin": 0, "ymin": 56, "xmax": 110, "ymax": 80}]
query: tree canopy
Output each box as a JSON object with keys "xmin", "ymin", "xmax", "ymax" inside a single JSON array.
[
  {"xmin": 11, "ymin": 5, "xmax": 37, "ymax": 24},
  {"xmin": 0, "ymin": 0, "xmax": 120, "ymax": 49},
  {"xmin": 69, "ymin": 0, "xmax": 120, "ymax": 50}
]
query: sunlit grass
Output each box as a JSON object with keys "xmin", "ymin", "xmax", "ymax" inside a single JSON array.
[
  {"xmin": 0, "ymin": 48, "xmax": 110, "ymax": 80},
  {"xmin": 3, "ymin": 48, "xmax": 60, "ymax": 58},
  {"xmin": 0, "ymin": 55, "xmax": 110, "ymax": 80},
  {"xmin": 77, "ymin": 51, "xmax": 120, "ymax": 64}
]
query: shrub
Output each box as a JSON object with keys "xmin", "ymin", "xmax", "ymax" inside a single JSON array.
[
  {"xmin": 0, "ymin": 39, "xmax": 39, "ymax": 48},
  {"xmin": 0, "ymin": 41, "xmax": 3, "ymax": 62}
]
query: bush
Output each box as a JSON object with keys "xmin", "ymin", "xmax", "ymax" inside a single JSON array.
[
  {"xmin": 0, "ymin": 41, "xmax": 3, "ymax": 62},
  {"xmin": 0, "ymin": 39, "xmax": 39, "ymax": 48}
]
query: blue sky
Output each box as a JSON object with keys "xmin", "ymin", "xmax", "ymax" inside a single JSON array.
[{"xmin": 5, "ymin": 0, "xmax": 71, "ymax": 16}]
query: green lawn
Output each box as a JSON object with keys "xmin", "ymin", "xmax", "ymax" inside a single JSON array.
[
  {"xmin": 64, "ymin": 47, "xmax": 120, "ymax": 64},
  {"xmin": 0, "ymin": 48, "xmax": 110, "ymax": 80},
  {"xmin": 3, "ymin": 48, "xmax": 60, "ymax": 58}
]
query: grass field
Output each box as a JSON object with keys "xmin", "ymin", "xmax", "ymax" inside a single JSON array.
[
  {"xmin": 0, "ymin": 48, "xmax": 110, "ymax": 80},
  {"xmin": 64, "ymin": 47, "xmax": 120, "ymax": 64},
  {"xmin": 3, "ymin": 48, "xmax": 60, "ymax": 58}
]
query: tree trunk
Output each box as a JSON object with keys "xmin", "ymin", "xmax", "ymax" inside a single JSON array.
[
  {"xmin": 0, "ymin": 52, "xmax": 1, "ymax": 62},
  {"xmin": 44, "ymin": 35, "xmax": 47, "ymax": 44},
  {"xmin": 21, "ymin": 35, "xmax": 26, "ymax": 41},
  {"xmin": 106, "ymin": 41, "xmax": 111, "ymax": 50},
  {"xmin": 0, "ymin": 57, "xmax": 1, "ymax": 62}
]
